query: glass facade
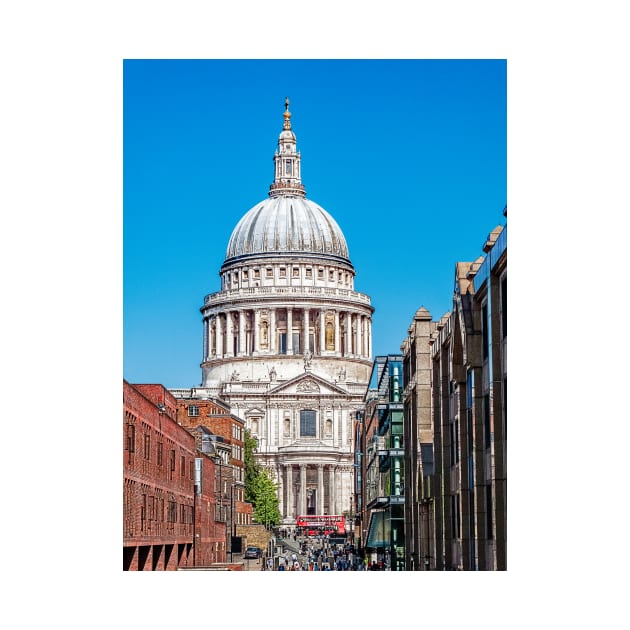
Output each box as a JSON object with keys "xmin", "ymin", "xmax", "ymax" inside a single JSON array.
[{"xmin": 363, "ymin": 355, "xmax": 406, "ymax": 570}]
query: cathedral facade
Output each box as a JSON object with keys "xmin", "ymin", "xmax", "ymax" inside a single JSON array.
[{"xmin": 176, "ymin": 100, "xmax": 373, "ymax": 526}]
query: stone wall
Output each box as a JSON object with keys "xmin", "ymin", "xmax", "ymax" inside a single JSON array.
[{"xmin": 236, "ymin": 524, "xmax": 273, "ymax": 551}]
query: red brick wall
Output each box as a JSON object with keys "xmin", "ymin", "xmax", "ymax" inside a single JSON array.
[
  {"xmin": 123, "ymin": 381, "xmax": 227, "ymax": 570},
  {"xmin": 175, "ymin": 398, "xmax": 255, "ymax": 531}
]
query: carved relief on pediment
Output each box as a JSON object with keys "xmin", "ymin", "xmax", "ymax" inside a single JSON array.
[{"xmin": 296, "ymin": 379, "xmax": 320, "ymax": 393}]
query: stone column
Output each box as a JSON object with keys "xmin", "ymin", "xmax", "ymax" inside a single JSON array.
[
  {"xmin": 347, "ymin": 311, "xmax": 352, "ymax": 356},
  {"xmin": 328, "ymin": 467, "xmax": 336, "ymax": 515},
  {"xmin": 357, "ymin": 315, "xmax": 365, "ymax": 357},
  {"xmin": 217, "ymin": 314, "xmax": 224, "ymax": 357},
  {"xmin": 203, "ymin": 317, "xmax": 209, "ymax": 361},
  {"xmin": 238, "ymin": 309, "xmax": 246, "ymax": 356},
  {"xmin": 287, "ymin": 308, "xmax": 293, "ymax": 354},
  {"xmin": 226, "ymin": 311, "xmax": 234, "ymax": 357},
  {"xmin": 210, "ymin": 316, "xmax": 215, "ymax": 357},
  {"xmin": 300, "ymin": 464, "xmax": 307, "ymax": 516},
  {"xmin": 334, "ymin": 310, "xmax": 340, "ymax": 355},
  {"xmin": 253, "ymin": 309, "xmax": 260, "ymax": 355},
  {"xmin": 277, "ymin": 465, "xmax": 284, "ymax": 517},
  {"xmin": 319, "ymin": 309, "xmax": 325, "ymax": 355},
  {"xmin": 286, "ymin": 464, "xmax": 293, "ymax": 520},
  {"xmin": 317, "ymin": 465, "xmax": 324, "ymax": 514},
  {"xmin": 362, "ymin": 315, "xmax": 367, "ymax": 358},
  {"xmin": 354, "ymin": 313, "xmax": 360, "ymax": 357},
  {"xmin": 270, "ymin": 307, "xmax": 276, "ymax": 353},
  {"xmin": 303, "ymin": 307, "xmax": 310, "ymax": 353},
  {"xmin": 367, "ymin": 317, "xmax": 372, "ymax": 358}
]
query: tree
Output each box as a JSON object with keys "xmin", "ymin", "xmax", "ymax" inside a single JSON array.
[
  {"xmin": 252, "ymin": 467, "xmax": 281, "ymax": 529},
  {"xmin": 243, "ymin": 429, "xmax": 261, "ymax": 505}
]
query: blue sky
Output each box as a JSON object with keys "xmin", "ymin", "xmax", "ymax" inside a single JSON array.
[{"xmin": 124, "ymin": 59, "xmax": 506, "ymax": 388}]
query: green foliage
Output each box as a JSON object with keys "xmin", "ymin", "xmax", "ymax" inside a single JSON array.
[
  {"xmin": 243, "ymin": 429, "xmax": 280, "ymax": 527},
  {"xmin": 243, "ymin": 429, "xmax": 261, "ymax": 504},
  {"xmin": 252, "ymin": 468, "xmax": 281, "ymax": 528}
]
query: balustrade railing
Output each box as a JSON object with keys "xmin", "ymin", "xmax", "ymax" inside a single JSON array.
[{"xmin": 203, "ymin": 286, "xmax": 371, "ymax": 306}]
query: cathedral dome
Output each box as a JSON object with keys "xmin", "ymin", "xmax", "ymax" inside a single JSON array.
[
  {"xmin": 222, "ymin": 98, "xmax": 351, "ymax": 267},
  {"xmin": 225, "ymin": 195, "xmax": 350, "ymax": 263}
]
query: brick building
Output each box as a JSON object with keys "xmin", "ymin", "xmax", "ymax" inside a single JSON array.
[
  {"xmin": 171, "ymin": 390, "xmax": 252, "ymax": 558},
  {"xmin": 123, "ymin": 382, "xmax": 228, "ymax": 570}
]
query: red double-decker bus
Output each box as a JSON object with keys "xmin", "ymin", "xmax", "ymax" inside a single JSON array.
[{"xmin": 296, "ymin": 514, "xmax": 346, "ymax": 536}]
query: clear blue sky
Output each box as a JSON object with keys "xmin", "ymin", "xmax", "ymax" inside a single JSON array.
[{"xmin": 124, "ymin": 59, "xmax": 506, "ymax": 388}]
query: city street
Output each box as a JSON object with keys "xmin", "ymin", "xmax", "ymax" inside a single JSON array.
[{"xmin": 249, "ymin": 534, "xmax": 365, "ymax": 571}]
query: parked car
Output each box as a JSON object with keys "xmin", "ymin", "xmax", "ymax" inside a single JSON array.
[{"xmin": 244, "ymin": 546, "xmax": 262, "ymax": 559}]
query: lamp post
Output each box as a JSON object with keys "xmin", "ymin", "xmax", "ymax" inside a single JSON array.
[
  {"xmin": 192, "ymin": 482, "xmax": 197, "ymax": 567},
  {"xmin": 229, "ymin": 483, "xmax": 235, "ymax": 563},
  {"xmin": 193, "ymin": 457, "xmax": 202, "ymax": 567}
]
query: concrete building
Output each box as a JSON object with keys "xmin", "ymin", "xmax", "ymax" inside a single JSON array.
[
  {"xmin": 400, "ymin": 307, "xmax": 438, "ymax": 570},
  {"xmin": 429, "ymin": 215, "xmax": 507, "ymax": 570},
  {"xmin": 186, "ymin": 99, "xmax": 373, "ymax": 527}
]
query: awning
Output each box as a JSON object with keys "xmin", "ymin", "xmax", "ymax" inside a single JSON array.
[{"xmin": 366, "ymin": 510, "xmax": 390, "ymax": 548}]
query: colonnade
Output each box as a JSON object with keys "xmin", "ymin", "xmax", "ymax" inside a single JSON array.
[
  {"xmin": 203, "ymin": 306, "xmax": 372, "ymax": 361},
  {"xmin": 276, "ymin": 463, "xmax": 352, "ymax": 519}
]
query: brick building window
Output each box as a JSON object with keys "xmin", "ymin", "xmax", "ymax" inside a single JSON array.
[
  {"xmin": 141, "ymin": 494, "xmax": 147, "ymax": 531},
  {"xmin": 188, "ymin": 405, "xmax": 199, "ymax": 417},
  {"xmin": 168, "ymin": 500, "xmax": 177, "ymax": 523},
  {"xmin": 143, "ymin": 434, "xmax": 151, "ymax": 460},
  {"xmin": 126, "ymin": 424, "xmax": 135, "ymax": 453},
  {"xmin": 180, "ymin": 455, "xmax": 186, "ymax": 477},
  {"xmin": 157, "ymin": 442, "xmax": 163, "ymax": 467}
]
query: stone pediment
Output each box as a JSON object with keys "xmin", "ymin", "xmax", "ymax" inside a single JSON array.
[
  {"xmin": 244, "ymin": 407, "xmax": 266, "ymax": 416},
  {"xmin": 268, "ymin": 372, "xmax": 347, "ymax": 397}
]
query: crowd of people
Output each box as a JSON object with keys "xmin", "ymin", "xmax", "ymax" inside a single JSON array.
[{"xmin": 263, "ymin": 532, "xmax": 385, "ymax": 571}]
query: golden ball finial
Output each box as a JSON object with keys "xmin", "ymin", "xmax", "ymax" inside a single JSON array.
[{"xmin": 283, "ymin": 96, "xmax": 292, "ymax": 128}]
